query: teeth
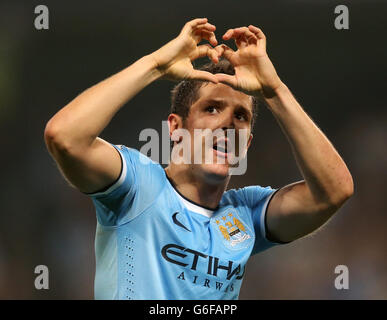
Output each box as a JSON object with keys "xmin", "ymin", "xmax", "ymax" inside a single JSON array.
[
  {"xmin": 214, "ymin": 145, "xmax": 227, "ymax": 153},
  {"xmin": 213, "ymin": 140, "xmax": 229, "ymax": 154}
]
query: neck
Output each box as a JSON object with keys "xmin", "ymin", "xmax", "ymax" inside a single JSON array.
[{"xmin": 165, "ymin": 164, "xmax": 230, "ymax": 210}]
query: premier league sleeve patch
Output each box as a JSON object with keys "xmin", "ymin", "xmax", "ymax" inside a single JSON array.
[{"xmin": 212, "ymin": 210, "xmax": 254, "ymax": 250}]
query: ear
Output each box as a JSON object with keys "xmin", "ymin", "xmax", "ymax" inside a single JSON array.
[
  {"xmin": 167, "ymin": 113, "xmax": 184, "ymax": 142},
  {"xmin": 246, "ymin": 133, "xmax": 253, "ymax": 150}
]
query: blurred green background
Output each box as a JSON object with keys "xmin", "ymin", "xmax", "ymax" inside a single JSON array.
[{"xmin": 0, "ymin": 0, "xmax": 386, "ymax": 299}]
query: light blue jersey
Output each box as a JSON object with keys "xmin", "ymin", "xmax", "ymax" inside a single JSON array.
[{"xmin": 88, "ymin": 144, "xmax": 282, "ymax": 300}]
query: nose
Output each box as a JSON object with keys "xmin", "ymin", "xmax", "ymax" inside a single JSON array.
[{"xmin": 219, "ymin": 108, "xmax": 235, "ymax": 131}]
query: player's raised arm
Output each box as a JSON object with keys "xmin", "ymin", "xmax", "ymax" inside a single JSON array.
[
  {"xmin": 44, "ymin": 18, "xmax": 220, "ymax": 194},
  {"xmin": 215, "ymin": 25, "xmax": 354, "ymax": 243}
]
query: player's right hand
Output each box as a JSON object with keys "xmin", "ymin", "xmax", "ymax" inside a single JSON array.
[{"xmin": 150, "ymin": 18, "xmax": 220, "ymax": 83}]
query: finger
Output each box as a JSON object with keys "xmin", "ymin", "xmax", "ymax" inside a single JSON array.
[
  {"xmin": 193, "ymin": 44, "xmax": 220, "ymax": 63},
  {"xmin": 196, "ymin": 22, "xmax": 216, "ymax": 31},
  {"xmin": 214, "ymin": 73, "xmax": 238, "ymax": 88},
  {"xmin": 235, "ymin": 36, "xmax": 245, "ymax": 49},
  {"xmin": 214, "ymin": 44, "xmax": 224, "ymax": 57},
  {"xmin": 193, "ymin": 22, "xmax": 216, "ymax": 36},
  {"xmin": 190, "ymin": 70, "xmax": 219, "ymax": 84},
  {"xmin": 223, "ymin": 27, "xmax": 256, "ymax": 40},
  {"xmin": 223, "ymin": 28, "xmax": 234, "ymax": 41},
  {"xmin": 225, "ymin": 27, "xmax": 257, "ymax": 47},
  {"xmin": 182, "ymin": 18, "xmax": 212, "ymax": 36},
  {"xmin": 246, "ymin": 33, "xmax": 258, "ymax": 45},
  {"xmin": 232, "ymin": 27, "xmax": 256, "ymax": 39},
  {"xmin": 194, "ymin": 29, "xmax": 218, "ymax": 46},
  {"xmin": 187, "ymin": 18, "xmax": 208, "ymax": 28},
  {"xmin": 248, "ymin": 25, "xmax": 266, "ymax": 40},
  {"xmin": 217, "ymin": 44, "xmax": 237, "ymax": 64},
  {"xmin": 222, "ymin": 27, "xmax": 257, "ymax": 49},
  {"xmin": 235, "ymin": 27, "xmax": 257, "ymax": 45},
  {"xmin": 188, "ymin": 22, "xmax": 216, "ymax": 35}
]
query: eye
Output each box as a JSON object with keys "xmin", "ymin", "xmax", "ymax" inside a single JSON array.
[
  {"xmin": 206, "ymin": 106, "xmax": 218, "ymax": 114},
  {"xmin": 235, "ymin": 112, "xmax": 247, "ymax": 121}
]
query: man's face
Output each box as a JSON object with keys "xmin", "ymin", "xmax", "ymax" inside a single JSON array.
[{"xmin": 171, "ymin": 82, "xmax": 253, "ymax": 182}]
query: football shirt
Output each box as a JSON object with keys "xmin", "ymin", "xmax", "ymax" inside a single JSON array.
[{"xmin": 88, "ymin": 145, "xmax": 282, "ymax": 299}]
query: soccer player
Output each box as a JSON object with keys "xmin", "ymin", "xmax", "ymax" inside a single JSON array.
[{"xmin": 44, "ymin": 18, "xmax": 353, "ymax": 299}]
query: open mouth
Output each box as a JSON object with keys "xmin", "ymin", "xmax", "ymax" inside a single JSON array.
[
  {"xmin": 213, "ymin": 144, "xmax": 227, "ymax": 153},
  {"xmin": 212, "ymin": 138, "xmax": 231, "ymax": 158}
]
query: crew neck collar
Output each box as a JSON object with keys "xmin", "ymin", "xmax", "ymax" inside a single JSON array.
[{"xmin": 164, "ymin": 171, "xmax": 218, "ymax": 217}]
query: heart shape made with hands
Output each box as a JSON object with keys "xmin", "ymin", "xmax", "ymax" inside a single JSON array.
[
  {"xmin": 189, "ymin": 21, "xmax": 281, "ymax": 98},
  {"xmin": 156, "ymin": 18, "xmax": 281, "ymax": 97}
]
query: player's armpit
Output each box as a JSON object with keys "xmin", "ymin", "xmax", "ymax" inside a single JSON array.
[
  {"xmin": 45, "ymin": 135, "xmax": 122, "ymax": 194},
  {"xmin": 265, "ymin": 180, "xmax": 346, "ymax": 243}
]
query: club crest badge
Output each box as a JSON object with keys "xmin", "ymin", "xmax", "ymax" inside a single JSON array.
[{"xmin": 213, "ymin": 211, "xmax": 254, "ymax": 250}]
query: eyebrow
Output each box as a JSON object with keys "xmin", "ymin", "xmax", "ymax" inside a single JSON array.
[{"xmin": 202, "ymin": 98, "xmax": 226, "ymax": 106}]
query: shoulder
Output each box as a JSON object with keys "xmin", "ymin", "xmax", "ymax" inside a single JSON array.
[
  {"xmin": 108, "ymin": 145, "xmax": 168, "ymax": 225},
  {"xmin": 118, "ymin": 145, "xmax": 158, "ymax": 165},
  {"xmin": 117, "ymin": 145, "xmax": 164, "ymax": 175}
]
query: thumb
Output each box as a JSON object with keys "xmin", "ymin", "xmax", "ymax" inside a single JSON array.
[
  {"xmin": 190, "ymin": 70, "xmax": 219, "ymax": 84},
  {"xmin": 214, "ymin": 73, "xmax": 238, "ymax": 88}
]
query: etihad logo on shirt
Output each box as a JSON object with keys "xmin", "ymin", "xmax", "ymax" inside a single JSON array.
[
  {"xmin": 161, "ymin": 244, "xmax": 244, "ymax": 280},
  {"xmin": 213, "ymin": 211, "xmax": 253, "ymax": 249},
  {"xmin": 161, "ymin": 243, "xmax": 245, "ymax": 293}
]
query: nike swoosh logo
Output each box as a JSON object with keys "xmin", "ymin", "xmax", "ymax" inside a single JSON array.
[{"xmin": 172, "ymin": 212, "xmax": 191, "ymax": 232}]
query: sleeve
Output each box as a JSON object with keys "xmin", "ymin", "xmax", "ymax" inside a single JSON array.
[
  {"xmin": 85, "ymin": 144, "xmax": 139, "ymax": 227},
  {"xmin": 238, "ymin": 185, "xmax": 287, "ymax": 255}
]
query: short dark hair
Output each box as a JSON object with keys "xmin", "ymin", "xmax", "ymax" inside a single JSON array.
[{"xmin": 170, "ymin": 59, "xmax": 260, "ymax": 131}]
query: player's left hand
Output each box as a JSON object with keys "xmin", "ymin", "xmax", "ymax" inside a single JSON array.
[{"xmin": 214, "ymin": 25, "xmax": 284, "ymax": 98}]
